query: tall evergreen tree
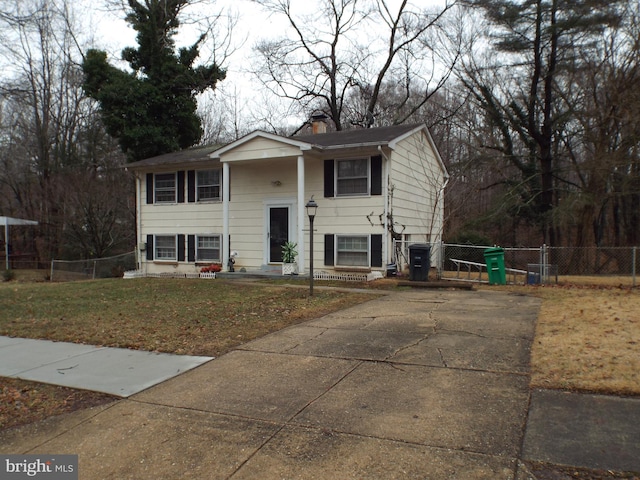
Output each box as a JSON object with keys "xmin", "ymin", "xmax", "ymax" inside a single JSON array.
[
  {"xmin": 82, "ymin": 0, "xmax": 225, "ymax": 162},
  {"xmin": 462, "ymin": 0, "xmax": 622, "ymax": 245}
]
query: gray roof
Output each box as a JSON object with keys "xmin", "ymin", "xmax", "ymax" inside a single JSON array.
[
  {"xmin": 126, "ymin": 124, "xmax": 424, "ymax": 169},
  {"xmin": 293, "ymin": 123, "xmax": 422, "ymax": 147},
  {"xmin": 126, "ymin": 145, "xmax": 221, "ymax": 169}
]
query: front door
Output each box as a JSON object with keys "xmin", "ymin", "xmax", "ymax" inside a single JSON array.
[{"xmin": 269, "ymin": 206, "xmax": 289, "ymax": 263}]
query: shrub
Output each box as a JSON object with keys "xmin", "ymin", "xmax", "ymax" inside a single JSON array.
[
  {"xmin": 200, "ymin": 264, "xmax": 222, "ymax": 273},
  {"xmin": 2, "ymin": 269, "xmax": 16, "ymax": 282}
]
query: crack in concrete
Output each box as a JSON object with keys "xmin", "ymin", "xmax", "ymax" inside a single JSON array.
[
  {"xmin": 282, "ymin": 327, "xmax": 329, "ymax": 354},
  {"xmin": 436, "ymin": 347, "xmax": 448, "ymax": 368},
  {"xmin": 384, "ymin": 333, "xmax": 432, "ymax": 362}
]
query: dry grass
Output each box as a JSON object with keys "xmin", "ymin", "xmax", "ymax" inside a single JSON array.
[
  {"xmin": 476, "ymin": 275, "xmax": 639, "ymax": 396},
  {"xmin": 2, "ymin": 272, "xmax": 639, "ymax": 433},
  {"xmin": 1, "ymin": 379, "xmax": 115, "ymax": 430},
  {"xmin": 0, "ymin": 276, "xmax": 376, "ymax": 430},
  {"xmin": 0, "ymin": 277, "xmax": 374, "ymax": 357},
  {"xmin": 528, "ymin": 284, "xmax": 640, "ymax": 395}
]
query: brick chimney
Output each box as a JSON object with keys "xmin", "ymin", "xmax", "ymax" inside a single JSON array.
[{"xmin": 311, "ymin": 113, "xmax": 328, "ymax": 134}]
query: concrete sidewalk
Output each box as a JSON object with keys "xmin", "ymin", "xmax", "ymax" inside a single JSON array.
[
  {"xmin": 0, "ymin": 336, "xmax": 213, "ymax": 397},
  {"xmin": 1, "ymin": 289, "xmax": 639, "ymax": 479}
]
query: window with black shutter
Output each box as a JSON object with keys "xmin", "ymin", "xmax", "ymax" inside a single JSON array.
[
  {"xmin": 177, "ymin": 234, "xmax": 185, "ymax": 261},
  {"xmin": 146, "ymin": 174, "xmax": 154, "ymax": 204},
  {"xmin": 371, "ymin": 234, "xmax": 383, "ymax": 267},
  {"xmin": 325, "ymin": 155, "xmax": 383, "ymax": 197},
  {"xmin": 177, "ymin": 171, "xmax": 185, "ymax": 203},
  {"xmin": 324, "ymin": 234, "xmax": 334, "ymax": 266},
  {"xmin": 146, "ymin": 235, "xmax": 154, "ymax": 260},
  {"xmin": 187, "ymin": 171, "xmax": 196, "ymax": 203},
  {"xmin": 324, "ymin": 160, "xmax": 334, "ymax": 198}
]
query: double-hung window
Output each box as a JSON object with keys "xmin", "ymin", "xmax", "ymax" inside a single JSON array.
[
  {"xmin": 197, "ymin": 169, "xmax": 221, "ymax": 201},
  {"xmin": 155, "ymin": 235, "xmax": 177, "ymax": 261},
  {"xmin": 197, "ymin": 235, "xmax": 221, "ymax": 262},
  {"xmin": 336, "ymin": 235, "xmax": 369, "ymax": 266},
  {"xmin": 154, "ymin": 173, "xmax": 176, "ymax": 203},
  {"xmin": 336, "ymin": 159, "xmax": 368, "ymax": 196}
]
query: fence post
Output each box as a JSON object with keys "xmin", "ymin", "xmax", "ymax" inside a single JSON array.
[
  {"xmin": 50, "ymin": 259, "xmax": 54, "ymax": 282},
  {"xmin": 544, "ymin": 244, "xmax": 549, "ymax": 284},
  {"xmin": 633, "ymin": 246, "xmax": 637, "ymax": 287}
]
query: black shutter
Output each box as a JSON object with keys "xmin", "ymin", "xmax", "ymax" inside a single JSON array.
[
  {"xmin": 324, "ymin": 234, "xmax": 334, "ymax": 266},
  {"xmin": 177, "ymin": 234, "xmax": 185, "ymax": 261},
  {"xmin": 187, "ymin": 171, "xmax": 196, "ymax": 202},
  {"xmin": 146, "ymin": 235, "xmax": 154, "ymax": 261},
  {"xmin": 371, "ymin": 155, "xmax": 382, "ymax": 196},
  {"xmin": 324, "ymin": 160, "xmax": 334, "ymax": 198},
  {"xmin": 146, "ymin": 173, "xmax": 154, "ymax": 204},
  {"xmin": 177, "ymin": 171, "xmax": 185, "ymax": 203},
  {"xmin": 188, "ymin": 235, "xmax": 195, "ymax": 262},
  {"xmin": 371, "ymin": 234, "xmax": 383, "ymax": 267}
]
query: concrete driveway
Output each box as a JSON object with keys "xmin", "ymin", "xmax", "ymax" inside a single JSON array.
[{"xmin": 1, "ymin": 289, "xmax": 638, "ymax": 479}]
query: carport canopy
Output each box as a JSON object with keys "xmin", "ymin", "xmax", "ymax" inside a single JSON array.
[{"xmin": 1, "ymin": 216, "xmax": 38, "ymax": 270}]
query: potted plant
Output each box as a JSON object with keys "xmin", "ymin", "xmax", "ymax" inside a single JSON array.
[{"xmin": 281, "ymin": 241, "xmax": 298, "ymax": 275}]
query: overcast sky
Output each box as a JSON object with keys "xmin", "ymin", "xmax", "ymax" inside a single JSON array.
[
  {"xmin": 81, "ymin": 0, "xmax": 449, "ymax": 134},
  {"xmin": 84, "ymin": 0, "xmax": 302, "ymax": 131}
]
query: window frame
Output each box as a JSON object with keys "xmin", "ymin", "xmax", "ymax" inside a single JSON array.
[
  {"xmin": 154, "ymin": 235, "xmax": 177, "ymax": 261},
  {"xmin": 154, "ymin": 173, "xmax": 177, "ymax": 203},
  {"xmin": 196, "ymin": 169, "xmax": 221, "ymax": 202},
  {"xmin": 196, "ymin": 234, "xmax": 221, "ymax": 262},
  {"xmin": 335, "ymin": 235, "xmax": 370, "ymax": 267},
  {"xmin": 335, "ymin": 158, "xmax": 370, "ymax": 196}
]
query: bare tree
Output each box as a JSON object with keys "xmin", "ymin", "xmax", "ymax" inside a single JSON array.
[
  {"xmin": 560, "ymin": 2, "xmax": 640, "ymax": 247},
  {"xmin": 0, "ymin": 0, "xmax": 135, "ymax": 263},
  {"xmin": 252, "ymin": 0, "xmax": 457, "ymax": 130},
  {"xmin": 456, "ymin": 0, "xmax": 624, "ymax": 246}
]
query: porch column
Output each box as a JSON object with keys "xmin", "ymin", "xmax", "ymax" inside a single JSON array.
[
  {"xmin": 222, "ymin": 161, "xmax": 230, "ymax": 271},
  {"xmin": 297, "ymin": 155, "xmax": 305, "ymax": 274}
]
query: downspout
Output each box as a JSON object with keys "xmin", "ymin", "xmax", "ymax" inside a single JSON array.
[{"xmin": 378, "ymin": 146, "xmax": 390, "ymax": 268}]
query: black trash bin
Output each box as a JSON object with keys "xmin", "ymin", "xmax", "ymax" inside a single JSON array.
[{"xmin": 409, "ymin": 244, "xmax": 431, "ymax": 281}]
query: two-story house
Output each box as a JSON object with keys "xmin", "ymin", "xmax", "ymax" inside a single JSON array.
[{"xmin": 126, "ymin": 122, "xmax": 448, "ymax": 276}]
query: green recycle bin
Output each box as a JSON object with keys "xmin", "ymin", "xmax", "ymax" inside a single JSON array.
[{"xmin": 484, "ymin": 247, "xmax": 506, "ymax": 285}]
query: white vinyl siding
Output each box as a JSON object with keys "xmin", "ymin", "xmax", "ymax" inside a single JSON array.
[
  {"xmin": 197, "ymin": 235, "xmax": 221, "ymax": 261},
  {"xmin": 336, "ymin": 158, "xmax": 368, "ymax": 196},
  {"xmin": 197, "ymin": 169, "xmax": 221, "ymax": 201},
  {"xmin": 337, "ymin": 235, "xmax": 369, "ymax": 266},
  {"xmin": 136, "ymin": 126, "xmax": 444, "ymax": 275},
  {"xmin": 155, "ymin": 235, "xmax": 176, "ymax": 260},
  {"xmin": 389, "ymin": 130, "xmax": 446, "ymax": 243},
  {"xmin": 155, "ymin": 173, "xmax": 176, "ymax": 203}
]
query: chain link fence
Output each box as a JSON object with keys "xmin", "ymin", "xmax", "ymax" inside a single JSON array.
[
  {"xmin": 393, "ymin": 240, "xmax": 639, "ymax": 286},
  {"xmin": 50, "ymin": 251, "xmax": 137, "ymax": 281}
]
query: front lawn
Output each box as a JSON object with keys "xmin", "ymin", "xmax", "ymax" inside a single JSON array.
[
  {"xmin": 0, "ymin": 277, "xmax": 374, "ymax": 356},
  {"xmin": 0, "ymin": 277, "xmax": 375, "ymax": 430}
]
